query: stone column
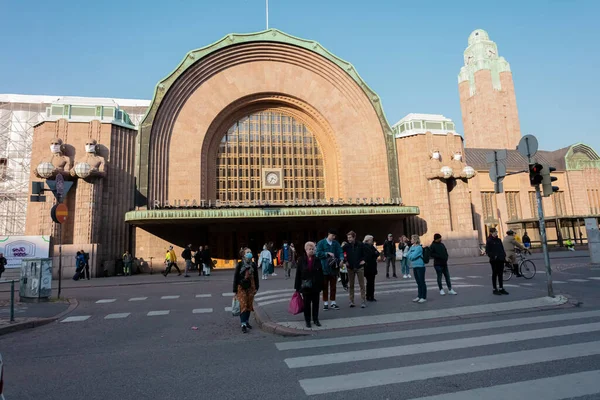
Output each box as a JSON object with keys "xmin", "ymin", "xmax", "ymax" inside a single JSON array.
[{"xmin": 73, "ymin": 179, "xmax": 104, "ymax": 246}]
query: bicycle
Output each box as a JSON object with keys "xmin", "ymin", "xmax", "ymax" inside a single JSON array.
[{"xmin": 503, "ymin": 249, "xmax": 536, "ymax": 281}]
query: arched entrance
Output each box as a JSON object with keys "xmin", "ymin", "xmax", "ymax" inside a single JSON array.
[{"xmin": 215, "ymin": 110, "xmax": 325, "ymax": 203}]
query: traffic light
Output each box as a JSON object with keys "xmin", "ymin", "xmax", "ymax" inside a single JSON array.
[
  {"xmin": 542, "ymin": 165, "xmax": 559, "ymax": 197},
  {"xmin": 529, "ymin": 163, "xmax": 543, "ymax": 186}
]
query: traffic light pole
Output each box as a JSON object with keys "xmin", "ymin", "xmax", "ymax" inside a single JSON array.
[{"xmin": 535, "ymin": 185, "xmax": 554, "ymax": 298}]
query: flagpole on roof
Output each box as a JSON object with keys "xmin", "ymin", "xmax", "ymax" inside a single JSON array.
[{"xmin": 266, "ymin": 0, "xmax": 269, "ymax": 29}]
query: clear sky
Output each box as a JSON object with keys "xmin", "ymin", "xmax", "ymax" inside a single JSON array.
[{"xmin": 2, "ymin": 0, "xmax": 599, "ymax": 152}]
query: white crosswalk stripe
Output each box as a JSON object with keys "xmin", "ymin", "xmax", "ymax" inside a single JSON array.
[
  {"xmin": 104, "ymin": 313, "xmax": 130, "ymax": 319},
  {"xmin": 160, "ymin": 295, "xmax": 180, "ymax": 300},
  {"xmin": 274, "ymin": 310, "xmax": 600, "ymax": 397},
  {"xmin": 568, "ymin": 278, "xmax": 590, "ymax": 282},
  {"xmin": 61, "ymin": 316, "xmax": 91, "ymax": 323},
  {"xmin": 95, "ymin": 299, "xmax": 116, "ymax": 304},
  {"xmin": 147, "ymin": 310, "xmax": 170, "ymax": 316},
  {"xmin": 589, "ymin": 277, "xmax": 600, "ymax": 280},
  {"xmin": 192, "ymin": 308, "xmax": 213, "ymax": 314},
  {"xmin": 195, "ymin": 294, "xmax": 212, "ymax": 298},
  {"xmin": 128, "ymin": 297, "xmax": 148, "ymax": 301}
]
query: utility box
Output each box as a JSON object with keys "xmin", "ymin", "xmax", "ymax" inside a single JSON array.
[
  {"xmin": 20, "ymin": 258, "xmax": 53, "ymax": 302},
  {"xmin": 585, "ymin": 218, "xmax": 600, "ymax": 265}
]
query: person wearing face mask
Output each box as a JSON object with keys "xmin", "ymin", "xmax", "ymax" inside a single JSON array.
[
  {"xmin": 34, "ymin": 138, "xmax": 72, "ymax": 179},
  {"xmin": 233, "ymin": 248, "xmax": 260, "ymax": 333},
  {"xmin": 258, "ymin": 244, "xmax": 273, "ymax": 280},
  {"xmin": 278, "ymin": 241, "xmax": 294, "ymax": 279},
  {"xmin": 71, "ymin": 139, "xmax": 106, "ymax": 180},
  {"xmin": 486, "ymin": 228, "xmax": 508, "ymax": 295}
]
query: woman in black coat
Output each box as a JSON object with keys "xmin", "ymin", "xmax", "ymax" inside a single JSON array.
[
  {"xmin": 363, "ymin": 235, "xmax": 381, "ymax": 302},
  {"xmin": 485, "ymin": 228, "xmax": 508, "ymax": 296},
  {"xmin": 294, "ymin": 242, "xmax": 323, "ymax": 328}
]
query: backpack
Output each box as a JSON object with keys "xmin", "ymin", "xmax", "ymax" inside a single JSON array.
[
  {"xmin": 181, "ymin": 248, "xmax": 191, "ymax": 260},
  {"xmin": 422, "ymin": 246, "xmax": 431, "ymax": 264}
]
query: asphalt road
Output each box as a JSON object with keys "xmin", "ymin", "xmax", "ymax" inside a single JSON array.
[{"xmin": 1, "ymin": 259, "xmax": 600, "ymax": 400}]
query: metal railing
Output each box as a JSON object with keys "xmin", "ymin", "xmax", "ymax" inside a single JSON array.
[{"xmin": 0, "ymin": 280, "xmax": 15, "ymax": 322}]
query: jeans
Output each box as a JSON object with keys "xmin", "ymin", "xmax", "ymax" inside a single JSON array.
[
  {"xmin": 434, "ymin": 265, "xmax": 452, "ymax": 290},
  {"xmin": 385, "ymin": 258, "xmax": 396, "ymax": 276},
  {"xmin": 284, "ymin": 261, "xmax": 292, "ymax": 277},
  {"xmin": 302, "ymin": 290, "xmax": 320, "ymax": 323},
  {"xmin": 124, "ymin": 262, "xmax": 132, "ymax": 276},
  {"xmin": 240, "ymin": 310, "xmax": 251, "ymax": 325},
  {"xmin": 490, "ymin": 260, "xmax": 504, "ymax": 290},
  {"xmin": 401, "ymin": 258, "xmax": 410, "ymax": 275},
  {"xmin": 366, "ymin": 274, "xmax": 376, "ymax": 300},
  {"xmin": 413, "ymin": 267, "xmax": 427, "ymax": 299},
  {"xmin": 184, "ymin": 259, "xmax": 193, "ymax": 275},
  {"xmin": 322, "ymin": 274, "xmax": 337, "ymax": 302},
  {"xmin": 262, "ymin": 260, "xmax": 270, "ymax": 277},
  {"xmin": 349, "ymin": 267, "xmax": 366, "ymax": 304}
]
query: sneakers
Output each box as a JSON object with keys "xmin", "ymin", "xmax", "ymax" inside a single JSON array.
[
  {"xmin": 407, "ymin": 274, "xmax": 412, "ymax": 278},
  {"xmin": 493, "ymin": 289, "xmax": 501, "ymax": 295},
  {"xmin": 412, "ymin": 297, "xmax": 420, "ymax": 302},
  {"xmin": 440, "ymin": 289, "xmax": 446, "ymax": 296},
  {"xmin": 499, "ymin": 288, "xmax": 509, "ymax": 295},
  {"xmin": 272, "ymin": 273, "xmax": 278, "ymax": 276},
  {"xmin": 448, "ymin": 289, "xmax": 457, "ymax": 295},
  {"xmin": 349, "ymin": 303, "xmax": 356, "ymax": 308},
  {"xmin": 241, "ymin": 325, "xmax": 248, "ymax": 333},
  {"xmin": 323, "ymin": 305, "xmax": 329, "ymax": 311},
  {"xmin": 330, "ymin": 304, "xmax": 340, "ymax": 310},
  {"xmin": 417, "ymin": 298, "xmax": 427, "ymax": 303},
  {"xmin": 403, "ymin": 275, "xmax": 408, "ymax": 279},
  {"xmin": 361, "ymin": 302, "xmax": 366, "ymax": 308}
]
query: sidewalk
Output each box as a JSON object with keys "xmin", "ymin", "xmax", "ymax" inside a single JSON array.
[{"xmin": 0, "ymin": 298, "xmax": 76, "ymax": 336}]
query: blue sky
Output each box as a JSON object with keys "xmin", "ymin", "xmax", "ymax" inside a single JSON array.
[{"xmin": 2, "ymin": 0, "xmax": 598, "ymax": 152}]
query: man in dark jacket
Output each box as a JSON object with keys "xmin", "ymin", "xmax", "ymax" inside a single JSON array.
[
  {"xmin": 430, "ymin": 234, "xmax": 456, "ymax": 296},
  {"xmin": 485, "ymin": 228, "xmax": 508, "ymax": 295},
  {"xmin": 0, "ymin": 252, "xmax": 6, "ymax": 279},
  {"xmin": 342, "ymin": 231, "xmax": 367, "ymax": 308},
  {"xmin": 383, "ymin": 234, "xmax": 397, "ymax": 279},
  {"xmin": 80, "ymin": 250, "xmax": 90, "ymax": 280},
  {"xmin": 182, "ymin": 244, "xmax": 193, "ymax": 278},
  {"xmin": 202, "ymin": 245, "xmax": 213, "ymax": 276}
]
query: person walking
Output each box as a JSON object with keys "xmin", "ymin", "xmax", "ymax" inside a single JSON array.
[
  {"xmin": 182, "ymin": 244, "xmax": 193, "ymax": 278},
  {"xmin": 258, "ymin": 245, "xmax": 273, "ymax": 280},
  {"xmin": 194, "ymin": 246, "xmax": 204, "ymax": 276},
  {"xmin": 430, "ymin": 234, "xmax": 457, "ymax": 296},
  {"xmin": 80, "ymin": 249, "xmax": 90, "ymax": 280},
  {"xmin": 163, "ymin": 246, "xmax": 181, "ymax": 277},
  {"xmin": 383, "ymin": 234, "xmax": 397, "ymax": 279},
  {"xmin": 122, "ymin": 251, "xmax": 134, "ymax": 276},
  {"xmin": 278, "ymin": 241, "xmax": 294, "ymax": 279},
  {"xmin": 399, "ymin": 235, "xmax": 412, "ymax": 279},
  {"xmin": 486, "ymin": 228, "xmax": 508, "ymax": 295},
  {"xmin": 74, "ymin": 251, "xmax": 86, "ymax": 280},
  {"xmin": 316, "ymin": 229, "xmax": 344, "ymax": 311},
  {"xmin": 339, "ymin": 242, "xmax": 349, "ymax": 291},
  {"xmin": 363, "ymin": 235, "xmax": 380, "ymax": 302},
  {"xmin": 202, "ymin": 245, "xmax": 213, "ymax": 276},
  {"xmin": 522, "ymin": 232, "xmax": 532, "ymax": 254},
  {"xmin": 294, "ymin": 241, "xmax": 323, "ymax": 328},
  {"xmin": 268, "ymin": 242, "xmax": 278, "ymax": 277},
  {"xmin": 289, "ymin": 243, "xmax": 297, "ymax": 269},
  {"xmin": 407, "ymin": 234, "xmax": 427, "ymax": 303},
  {"xmin": 233, "ymin": 248, "xmax": 259, "ymax": 333},
  {"xmin": 0, "ymin": 252, "xmax": 6, "ymax": 279},
  {"xmin": 343, "ymin": 231, "xmax": 367, "ymax": 308},
  {"xmin": 503, "ymin": 230, "xmax": 525, "ymax": 278}
]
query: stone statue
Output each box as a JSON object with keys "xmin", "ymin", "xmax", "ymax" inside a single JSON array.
[
  {"xmin": 34, "ymin": 138, "xmax": 72, "ymax": 179},
  {"xmin": 425, "ymin": 150, "xmax": 446, "ymax": 180},
  {"xmin": 71, "ymin": 139, "xmax": 106, "ymax": 181},
  {"xmin": 450, "ymin": 151, "xmax": 476, "ymax": 180}
]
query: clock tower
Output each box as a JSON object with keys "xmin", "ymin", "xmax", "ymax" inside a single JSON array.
[{"xmin": 458, "ymin": 29, "xmax": 521, "ymax": 150}]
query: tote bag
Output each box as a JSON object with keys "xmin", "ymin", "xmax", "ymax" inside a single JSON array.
[{"xmin": 288, "ymin": 292, "xmax": 304, "ymax": 315}]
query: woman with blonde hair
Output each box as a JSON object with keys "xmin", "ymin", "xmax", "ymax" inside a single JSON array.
[
  {"xmin": 233, "ymin": 247, "xmax": 260, "ymax": 333},
  {"xmin": 406, "ymin": 234, "xmax": 427, "ymax": 303}
]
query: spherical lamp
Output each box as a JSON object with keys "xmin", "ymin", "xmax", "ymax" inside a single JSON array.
[
  {"xmin": 36, "ymin": 162, "xmax": 55, "ymax": 179},
  {"xmin": 440, "ymin": 166, "xmax": 453, "ymax": 179},
  {"xmin": 463, "ymin": 166, "xmax": 476, "ymax": 179},
  {"xmin": 74, "ymin": 162, "xmax": 92, "ymax": 179}
]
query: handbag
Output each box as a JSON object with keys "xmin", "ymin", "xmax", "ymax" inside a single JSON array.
[
  {"xmin": 301, "ymin": 279, "xmax": 313, "ymax": 290},
  {"xmin": 231, "ymin": 297, "xmax": 241, "ymax": 316},
  {"xmin": 395, "ymin": 249, "xmax": 403, "ymax": 261},
  {"xmin": 288, "ymin": 292, "xmax": 304, "ymax": 315}
]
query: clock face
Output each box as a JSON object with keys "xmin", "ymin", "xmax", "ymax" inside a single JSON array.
[{"xmin": 266, "ymin": 172, "xmax": 279, "ymax": 185}]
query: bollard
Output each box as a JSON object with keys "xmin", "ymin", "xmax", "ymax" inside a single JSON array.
[{"xmin": 10, "ymin": 280, "xmax": 15, "ymax": 322}]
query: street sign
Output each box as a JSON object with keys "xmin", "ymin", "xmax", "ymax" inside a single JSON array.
[
  {"xmin": 517, "ymin": 135, "xmax": 539, "ymax": 162},
  {"xmin": 46, "ymin": 179, "xmax": 73, "ymax": 203},
  {"xmin": 51, "ymin": 203, "xmax": 68, "ymax": 224},
  {"xmin": 56, "ymin": 173, "xmax": 64, "ymax": 198},
  {"xmin": 486, "ymin": 149, "xmax": 507, "ymax": 163},
  {"xmin": 489, "ymin": 163, "xmax": 506, "ymax": 183}
]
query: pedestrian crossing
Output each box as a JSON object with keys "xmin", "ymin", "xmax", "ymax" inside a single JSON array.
[
  {"xmin": 60, "ymin": 306, "xmax": 233, "ymax": 322},
  {"xmin": 274, "ymin": 309, "xmax": 600, "ymax": 397}
]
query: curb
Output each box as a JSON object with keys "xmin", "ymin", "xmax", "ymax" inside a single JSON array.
[
  {"xmin": 254, "ymin": 301, "xmax": 312, "ymax": 337},
  {"xmin": 0, "ymin": 298, "xmax": 79, "ymax": 337}
]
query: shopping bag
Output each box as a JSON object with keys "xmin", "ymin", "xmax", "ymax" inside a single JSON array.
[
  {"xmin": 231, "ymin": 296, "xmax": 241, "ymax": 316},
  {"xmin": 395, "ymin": 249, "xmax": 403, "ymax": 261},
  {"xmin": 288, "ymin": 292, "xmax": 304, "ymax": 315}
]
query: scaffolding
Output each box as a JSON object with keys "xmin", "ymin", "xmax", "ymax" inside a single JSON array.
[{"xmin": 0, "ymin": 94, "xmax": 149, "ymax": 236}]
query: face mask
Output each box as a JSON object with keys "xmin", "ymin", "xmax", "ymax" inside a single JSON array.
[
  {"xmin": 453, "ymin": 154, "xmax": 462, "ymax": 161},
  {"xmin": 284, "ymin": 244, "xmax": 287, "ymax": 247},
  {"xmin": 85, "ymin": 145, "xmax": 95, "ymax": 153},
  {"xmin": 50, "ymin": 144, "xmax": 61, "ymax": 153},
  {"xmin": 244, "ymin": 253, "xmax": 253, "ymax": 260}
]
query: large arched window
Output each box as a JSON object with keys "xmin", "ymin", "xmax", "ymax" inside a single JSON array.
[{"xmin": 216, "ymin": 111, "xmax": 325, "ymax": 203}]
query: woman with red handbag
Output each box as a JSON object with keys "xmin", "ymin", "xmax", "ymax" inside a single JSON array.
[{"xmin": 294, "ymin": 242, "xmax": 324, "ymax": 328}]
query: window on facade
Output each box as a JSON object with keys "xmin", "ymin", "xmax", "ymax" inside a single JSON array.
[
  {"xmin": 425, "ymin": 122, "xmax": 443, "ymax": 130},
  {"xmin": 399, "ymin": 124, "xmax": 405, "ymax": 133},
  {"xmin": 216, "ymin": 111, "xmax": 325, "ymax": 203},
  {"xmin": 529, "ymin": 192, "xmax": 539, "ymax": 219},
  {"xmin": 446, "ymin": 122, "xmax": 455, "ymax": 130},
  {"xmin": 588, "ymin": 189, "xmax": 600, "ymax": 215},
  {"xmin": 412, "ymin": 121, "xmax": 422, "ymax": 129},
  {"xmin": 554, "ymin": 192, "xmax": 566, "ymax": 216},
  {"xmin": 506, "ymin": 192, "xmax": 521, "ymax": 221},
  {"xmin": 482, "ymin": 192, "xmax": 497, "ymax": 222}
]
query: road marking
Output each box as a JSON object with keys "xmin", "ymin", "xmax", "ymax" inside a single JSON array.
[
  {"xmin": 298, "ymin": 341, "xmax": 600, "ymax": 395},
  {"xmin": 521, "ymin": 283, "xmax": 533, "ymax": 286},
  {"xmin": 553, "ymin": 280, "xmax": 567, "ymax": 284},
  {"xmin": 285, "ymin": 321, "xmax": 600, "ymax": 368},
  {"xmin": 195, "ymin": 294, "xmax": 212, "ymax": 298},
  {"xmin": 104, "ymin": 313, "xmax": 130, "ymax": 319},
  {"xmin": 278, "ymin": 295, "xmax": 567, "ymax": 330},
  {"xmin": 61, "ymin": 316, "xmax": 91, "ymax": 323},
  {"xmin": 466, "ymin": 275, "xmax": 482, "ymax": 278},
  {"xmin": 252, "ymin": 289, "xmax": 295, "ymax": 296},
  {"xmin": 376, "ymin": 284, "xmax": 480, "ymax": 296},
  {"xmin": 95, "ymin": 299, "xmax": 116, "ymax": 304},
  {"xmin": 192, "ymin": 308, "xmax": 213, "ymax": 314},
  {"xmin": 589, "ymin": 277, "xmax": 600, "ymax": 280},
  {"xmin": 222, "ymin": 293, "xmax": 234, "ymax": 297},
  {"xmin": 404, "ymin": 370, "xmax": 600, "ymax": 400},
  {"xmin": 276, "ymin": 309, "xmax": 600, "ymax": 351},
  {"xmin": 224, "ymin": 307, "xmax": 232, "ymax": 312},
  {"xmin": 503, "ymin": 284, "xmax": 519, "ymax": 288},
  {"xmin": 147, "ymin": 310, "xmax": 170, "ymax": 316},
  {"xmin": 129, "ymin": 297, "xmax": 148, "ymax": 301},
  {"xmin": 161, "ymin": 295, "xmax": 180, "ymax": 300},
  {"xmin": 569, "ymin": 278, "xmax": 590, "ymax": 282}
]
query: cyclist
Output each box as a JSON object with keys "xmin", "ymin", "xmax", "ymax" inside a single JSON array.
[{"xmin": 503, "ymin": 230, "xmax": 525, "ymax": 277}]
